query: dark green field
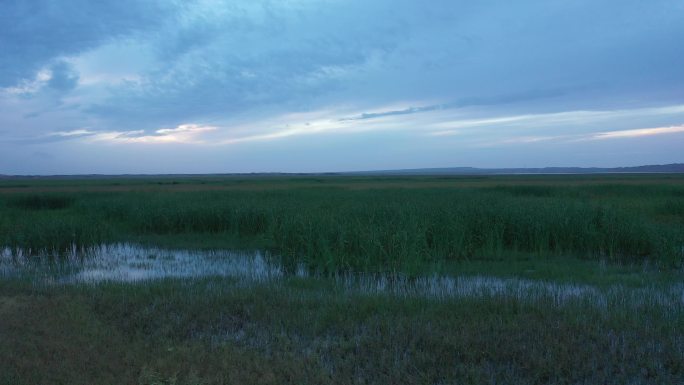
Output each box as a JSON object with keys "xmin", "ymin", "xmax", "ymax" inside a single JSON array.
[{"xmin": 1, "ymin": 175, "xmax": 683, "ymax": 384}]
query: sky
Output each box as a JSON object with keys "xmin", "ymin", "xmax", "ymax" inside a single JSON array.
[{"xmin": 1, "ymin": 0, "xmax": 683, "ymax": 174}]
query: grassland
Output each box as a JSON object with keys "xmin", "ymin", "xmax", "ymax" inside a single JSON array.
[
  {"xmin": 1, "ymin": 174, "xmax": 683, "ymax": 384},
  {"xmin": 2, "ymin": 174, "xmax": 684, "ymax": 272}
]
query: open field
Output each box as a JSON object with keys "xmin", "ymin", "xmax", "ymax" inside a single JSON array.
[
  {"xmin": 2, "ymin": 174, "xmax": 684, "ymax": 272},
  {"xmin": 1, "ymin": 175, "xmax": 683, "ymax": 384}
]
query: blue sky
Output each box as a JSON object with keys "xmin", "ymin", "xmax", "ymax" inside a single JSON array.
[{"xmin": 1, "ymin": 0, "xmax": 683, "ymax": 174}]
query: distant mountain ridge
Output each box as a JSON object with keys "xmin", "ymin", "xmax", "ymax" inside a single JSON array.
[
  {"xmin": 346, "ymin": 163, "xmax": 684, "ymax": 175},
  {"xmin": 1, "ymin": 163, "xmax": 683, "ymax": 178}
]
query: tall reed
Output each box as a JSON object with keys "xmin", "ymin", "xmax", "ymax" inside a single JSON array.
[{"xmin": 1, "ymin": 180, "xmax": 682, "ymax": 270}]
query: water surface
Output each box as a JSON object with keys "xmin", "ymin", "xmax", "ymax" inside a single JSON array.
[
  {"xmin": 1, "ymin": 244, "xmax": 281, "ymax": 283},
  {"xmin": 2, "ymin": 244, "xmax": 682, "ymax": 312}
]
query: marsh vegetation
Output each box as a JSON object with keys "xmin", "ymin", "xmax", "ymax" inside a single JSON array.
[
  {"xmin": 2, "ymin": 175, "xmax": 683, "ymax": 272},
  {"xmin": 1, "ymin": 175, "xmax": 683, "ymax": 384}
]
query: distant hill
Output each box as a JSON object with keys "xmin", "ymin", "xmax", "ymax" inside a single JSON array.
[
  {"xmin": 1, "ymin": 164, "xmax": 683, "ymax": 178},
  {"xmin": 345, "ymin": 163, "xmax": 684, "ymax": 175}
]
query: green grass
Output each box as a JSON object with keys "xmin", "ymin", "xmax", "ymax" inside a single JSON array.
[
  {"xmin": 1, "ymin": 175, "xmax": 683, "ymax": 272},
  {"xmin": 1, "ymin": 175, "xmax": 684, "ymax": 384},
  {"xmin": 1, "ymin": 274, "xmax": 682, "ymax": 385}
]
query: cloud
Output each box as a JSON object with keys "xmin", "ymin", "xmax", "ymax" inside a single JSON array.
[
  {"xmin": 72, "ymin": 1, "xmax": 414, "ymax": 130},
  {"xmin": 218, "ymin": 120, "xmax": 345, "ymax": 144},
  {"xmin": 0, "ymin": 70, "xmax": 51, "ymax": 96},
  {"xmin": 5, "ymin": 0, "xmax": 684, "ymax": 131},
  {"xmin": 429, "ymin": 105, "xmax": 684, "ymax": 137},
  {"xmin": 1, "ymin": 1, "xmax": 684, "ymax": 173},
  {"xmin": 205, "ymin": 104, "xmax": 684, "ymax": 146},
  {"xmin": 51, "ymin": 129, "xmax": 94, "ymax": 137},
  {"xmin": 7, "ymin": 124, "xmax": 217, "ymax": 146},
  {"xmin": 86, "ymin": 124, "xmax": 217, "ymax": 144},
  {"xmin": 341, "ymin": 88, "xmax": 571, "ymax": 121},
  {"xmin": 0, "ymin": 0, "xmax": 175, "ymax": 88},
  {"xmin": 46, "ymin": 61, "xmax": 79, "ymax": 92},
  {"xmin": 475, "ymin": 122, "xmax": 684, "ymax": 147},
  {"xmin": 589, "ymin": 125, "xmax": 684, "ymax": 140},
  {"xmin": 38, "ymin": 104, "xmax": 684, "ymax": 148},
  {"xmin": 340, "ymin": 105, "xmax": 443, "ymax": 122}
]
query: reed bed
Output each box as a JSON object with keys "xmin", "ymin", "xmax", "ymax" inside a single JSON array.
[{"xmin": 1, "ymin": 176, "xmax": 683, "ymax": 273}]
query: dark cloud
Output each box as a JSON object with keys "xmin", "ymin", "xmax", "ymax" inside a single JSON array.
[
  {"xmin": 0, "ymin": 0, "xmax": 177, "ymax": 87},
  {"xmin": 7, "ymin": 0, "xmax": 682, "ymax": 132},
  {"xmin": 47, "ymin": 61, "xmax": 79, "ymax": 91},
  {"xmin": 78, "ymin": 1, "xmax": 414, "ymax": 130},
  {"xmin": 341, "ymin": 88, "xmax": 573, "ymax": 121}
]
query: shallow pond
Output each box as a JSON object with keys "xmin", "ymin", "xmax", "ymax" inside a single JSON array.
[
  {"xmin": 1, "ymin": 244, "xmax": 282, "ymax": 283},
  {"xmin": 1, "ymin": 244, "xmax": 682, "ymax": 311}
]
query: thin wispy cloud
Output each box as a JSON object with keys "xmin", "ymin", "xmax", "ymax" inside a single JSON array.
[
  {"xmin": 38, "ymin": 104, "xmax": 684, "ymax": 148},
  {"xmin": 50, "ymin": 129, "xmax": 95, "ymax": 138},
  {"xmin": 35, "ymin": 124, "xmax": 218, "ymax": 145},
  {"xmin": 429, "ymin": 105, "xmax": 684, "ymax": 138},
  {"xmin": 86, "ymin": 124, "xmax": 218, "ymax": 144},
  {"xmin": 590, "ymin": 125, "xmax": 684, "ymax": 140},
  {"xmin": 477, "ymin": 123, "xmax": 684, "ymax": 147}
]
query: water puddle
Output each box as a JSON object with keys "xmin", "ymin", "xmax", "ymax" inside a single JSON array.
[
  {"xmin": 1, "ymin": 244, "xmax": 682, "ymax": 311},
  {"xmin": 1, "ymin": 244, "xmax": 281, "ymax": 283}
]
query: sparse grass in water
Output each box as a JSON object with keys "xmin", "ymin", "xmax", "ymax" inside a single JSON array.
[{"xmin": 1, "ymin": 272, "xmax": 682, "ymax": 384}]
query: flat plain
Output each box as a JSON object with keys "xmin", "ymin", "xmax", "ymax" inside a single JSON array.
[{"xmin": 1, "ymin": 174, "xmax": 683, "ymax": 384}]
